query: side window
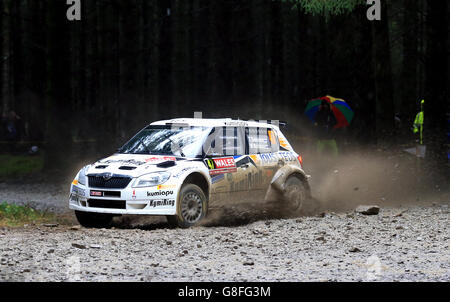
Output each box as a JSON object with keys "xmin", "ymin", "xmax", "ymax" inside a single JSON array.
[
  {"xmin": 204, "ymin": 126, "xmax": 245, "ymax": 156},
  {"xmin": 246, "ymin": 127, "xmax": 279, "ymax": 154},
  {"xmin": 277, "ymin": 131, "xmax": 293, "ymax": 151}
]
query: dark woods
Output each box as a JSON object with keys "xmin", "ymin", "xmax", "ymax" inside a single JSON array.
[{"xmin": 0, "ymin": 0, "xmax": 448, "ymax": 168}]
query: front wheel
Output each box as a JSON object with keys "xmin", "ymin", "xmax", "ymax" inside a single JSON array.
[
  {"xmin": 75, "ymin": 211, "xmax": 114, "ymax": 228},
  {"xmin": 166, "ymin": 184, "xmax": 207, "ymax": 228}
]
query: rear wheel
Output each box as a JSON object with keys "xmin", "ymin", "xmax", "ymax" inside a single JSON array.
[
  {"xmin": 75, "ymin": 211, "xmax": 113, "ymax": 228},
  {"xmin": 166, "ymin": 184, "xmax": 207, "ymax": 228},
  {"xmin": 282, "ymin": 176, "xmax": 307, "ymax": 216}
]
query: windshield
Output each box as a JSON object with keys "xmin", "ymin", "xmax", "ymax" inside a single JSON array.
[{"xmin": 117, "ymin": 125, "xmax": 212, "ymax": 158}]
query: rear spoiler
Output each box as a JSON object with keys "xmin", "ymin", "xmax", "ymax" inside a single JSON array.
[{"xmin": 253, "ymin": 120, "xmax": 288, "ymax": 129}]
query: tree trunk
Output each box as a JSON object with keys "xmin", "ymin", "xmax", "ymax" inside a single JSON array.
[
  {"xmin": 425, "ymin": 0, "xmax": 448, "ymax": 130},
  {"xmin": 269, "ymin": 0, "xmax": 284, "ymax": 106},
  {"xmin": 400, "ymin": 0, "xmax": 419, "ymax": 120},
  {"xmin": 158, "ymin": 0, "xmax": 174, "ymax": 118},
  {"xmin": 1, "ymin": 0, "xmax": 11, "ymax": 115},
  {"xmin": 44, "ymin": 0, "xmax": 73, "ymax": 169},
  {"xmin": 372, "ymin": 2, "xmax": 395, "ymax": 140}
]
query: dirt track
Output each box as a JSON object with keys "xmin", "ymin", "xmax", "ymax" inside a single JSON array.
[
  {"xmin": 0, "ymin": 201, "xmax": 448, "ymax": 282},
  {"xmin": 0, "ymin": 149, "xmax": 449, "ymax": 282}
]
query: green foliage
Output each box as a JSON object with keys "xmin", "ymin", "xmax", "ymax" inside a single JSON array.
[
  {"xmin": 0, "ymin": 202, "xmax": 56, "ymax": 227},
  {"xmin": 282, "ymin": 0, "xmax": 365, "ymax": 16},
  {"xmin": 0, "ymin": 154, "xmax": 44, "ymax": 179}
]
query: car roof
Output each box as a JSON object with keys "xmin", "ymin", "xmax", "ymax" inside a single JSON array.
[{"xmin": 151, "ymin": 118, "xmax": 280, "ymax": 129}]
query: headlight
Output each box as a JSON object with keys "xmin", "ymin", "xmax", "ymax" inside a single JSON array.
[
  {"xmin": 77, "ymin": 166, "xmax": 89, "ymax": 186},
  {"xmin": 133, "ymin": 172, "xmax": 171, "ymax": 188}
]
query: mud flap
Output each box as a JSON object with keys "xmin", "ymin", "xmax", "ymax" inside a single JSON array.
[{"xmin": 264, "ymin": 165, "xmax": 310, "ymax": 204}]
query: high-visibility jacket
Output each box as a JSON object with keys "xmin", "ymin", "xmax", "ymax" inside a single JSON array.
[{"xmin": 413, "ymin": 111, "xmax": 424, "ymax": 144}]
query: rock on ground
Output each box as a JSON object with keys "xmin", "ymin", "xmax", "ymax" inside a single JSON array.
[{"xmin": 356, "ymin": 205, "xmax": 380, "ymax": 215}]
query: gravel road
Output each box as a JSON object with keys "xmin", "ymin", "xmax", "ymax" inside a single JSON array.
[{"xmin": 0, "ymin": 202, "xmax": 448, "ymax": 282}]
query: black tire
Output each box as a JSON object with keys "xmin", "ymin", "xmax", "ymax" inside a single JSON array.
[
  {"xmin": 75, "ymin": 211, "xmax": 113, "ymax": 228},
  {"xmin": 166, "ymin": 184, "xmax": 208, "ymax": 228},
  {"xmin": 282, "ymin": 176, "xmax": 307, "ymax": 216}
]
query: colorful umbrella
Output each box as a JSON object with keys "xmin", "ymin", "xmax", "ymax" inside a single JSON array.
[{"xmin": 305, "ymin": 95, "xmax": 354, "ymax": 129}]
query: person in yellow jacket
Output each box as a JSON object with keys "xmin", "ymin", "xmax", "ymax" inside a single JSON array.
[{"xmin": 413, "ymin": 99, "xmax": 425, "ymax": 145}]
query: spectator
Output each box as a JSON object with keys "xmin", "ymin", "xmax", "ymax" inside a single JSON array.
[
  {"xmin": 3, "ymin": 110, "xmax": 22, "ymax": 142},
  {"xmin": 315, "ymin": 100, "xmax": 338, "ymax": 157}
]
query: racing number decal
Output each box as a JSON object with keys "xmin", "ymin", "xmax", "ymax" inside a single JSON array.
[{"xmin": 205, "ymin": 159, "xmax": 215, "ymax": 170}]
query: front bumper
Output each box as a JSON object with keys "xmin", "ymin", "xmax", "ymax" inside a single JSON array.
[{"xmin": 69, "ymin": 183, "xmax": 178, "ymax": 216}]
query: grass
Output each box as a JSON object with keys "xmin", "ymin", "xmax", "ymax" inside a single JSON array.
[
  {"xmin": 0, "ymin": 154, "xmax": 44, "ymax": 179},
  {"xmin": 0, "ymin": 202, "xmax": 61, "ymax": 228}
]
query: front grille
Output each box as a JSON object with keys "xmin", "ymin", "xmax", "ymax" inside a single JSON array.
[
  {"xmin": 88, "ymin": 175, "xmax": 132, "ymax": 189},
  {"xmin": 88, "ymin": 199, "xmax": 126, "ymax": 209}
]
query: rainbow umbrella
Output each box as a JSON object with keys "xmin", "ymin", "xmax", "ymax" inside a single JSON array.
[{"xmin": 305, "ymin": 96, "xmax": 354, "ymax": 129}]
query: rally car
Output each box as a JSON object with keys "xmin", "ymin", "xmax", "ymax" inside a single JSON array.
[{"xmin": 69, "ymin": 118, "xmax": 311, "ymax": 228}]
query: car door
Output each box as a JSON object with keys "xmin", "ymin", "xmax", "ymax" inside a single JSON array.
[
  {"xmin": 242, "ymin": 126, "xmax": 280, "ymax": 203},
  {"xmin": 203, "ymin": 126, "xmax": 245, "ymax": 206}
]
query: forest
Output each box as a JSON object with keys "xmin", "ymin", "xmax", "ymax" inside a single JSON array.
[{"xmin": 0, "ymin": 0, "xmax": 449, "ymax": 169}]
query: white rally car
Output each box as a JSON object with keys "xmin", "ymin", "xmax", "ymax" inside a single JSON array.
[{"xmin": 69, "ymin": 118, "xmax": 311, "ymax": 228}]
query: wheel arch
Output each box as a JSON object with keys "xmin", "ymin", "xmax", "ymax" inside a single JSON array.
[
  {"xmin": 181, "ymin": 171, "xmax": 210, "ymax": 200},
  {"xmin": 264, "ymin": 165, "xmax": 311, "ymax": 202}
]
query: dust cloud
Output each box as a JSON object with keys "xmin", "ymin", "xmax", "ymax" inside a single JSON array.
[{"xmin": 303, "ymin": 150, "xmax": 438, "ymax": 213}]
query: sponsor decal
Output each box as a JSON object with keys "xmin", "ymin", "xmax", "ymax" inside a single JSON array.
[
  {"xmin": 211, "ymin": 174, "xmax": 225, "ymax": 184},
  {"xmin": 236, "ymin": 156, "xmax": 257, "ymax": 168},
  {"xmin": 279, "ymin": 138, "xmax": 290, "ymax": 149},
  {"xmin": 90, "ymin": 190, "xmax": 103, "ymax": 197},
  {"xmin": 100, "ymin": 159, "xmax": 146, "ymax": 166},
  {"xmin": 173, "ymin": 167, "xmax": 196, "ymax": 178},
  {"xmin": 258, "ymin": 152, "xmax": 297, "ymax": 165},
  {"xmin": 259, "ymin": 153, "xmax": 278, "ymax": 164},
  {"xmin": 279, "ymin": 152, "xmax": 297, "ymax": 162},
  {"xmin": 249, "ymin": 155, "xmax": 260, "ymax": 165},
  {"xmin": 214, "ymin": 157, "xmax": 235, "ymax": 168},
  {"xmin": 147, "ymin": 190, "xmax": 174, "ymax": 197},
  {"xmin": 205, "ymin": 157, "xmax": 237, "ymax": 176},
  {"xmin": 146, "ymin": 156, "xmax": 176, "ymax": 163},
  {"xmin": 230, "ymin": 170, "xmax": 264, "ymax": 191},
  {"xmin": 71, "ymin": 186, "xmax": 85, "ymax": 197},
  {"xmin": 149, "ymin": 199, "xmax": 175, "ymax": 208},
  {"xmin": 224, "ymin": 121, "xmax": 248, "ymax": 127},
  {"xmin": 157, "ymin": 184, "xmax": 177, "ymax": 190}
]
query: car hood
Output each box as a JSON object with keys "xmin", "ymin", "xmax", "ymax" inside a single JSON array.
[{"xmin": 86, "ymin": 154, "xmax": 179, "ymax": 178}]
